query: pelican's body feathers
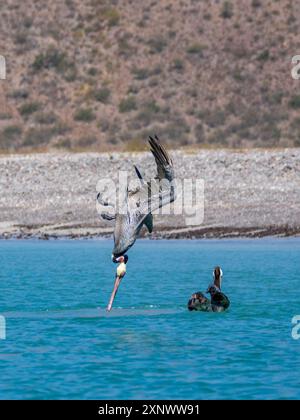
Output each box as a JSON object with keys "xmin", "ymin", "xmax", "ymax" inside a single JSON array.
[{"xmin": 99, "ymin": 136, "xmax": 176, "ymax": 257}]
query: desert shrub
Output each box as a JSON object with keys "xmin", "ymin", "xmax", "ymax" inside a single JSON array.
[
  {"xmin": 259, "ymin": 124, "xmax": 281, "ymax": 143},
  {"xmin": 251, "ymin": 0, "xmax": 261, "ymax": 7},
  {"xmin": 287, "ymin": 14, "xmax": 296, "ymax": 26},
  {"xmin": 127, "ymin": 84, "xmax": 139, "ymax": 95},
  {"xmin": 231, "ymin": 43, "xmax": 250, "ymax": 59},
  {"xmin": 221, "ymin": 1, "xmax": 234, "ymax": 19},
  {"xmin": 186, "ymin": 107, "xmax": 196, "ymax": 116},
  {"xmin": 23, "ymin": 128, "xmax": 52, "ymax": 147},
  {"xmin": 207, "ymin": 129, "xmax": 228, "ymax": 145},
  {"xmin": 263, "ymin": 91, "xmax": 284, "ymax": 105},
  {"xmin": 185, "ymin": 87, "xmax": 198, "ymax": 99},
  {"xmin": 23, "ymin": 123, "xmax": 70, "ymax": 147},
  {"xmin": 22, "ymin": 123, "xmax": 69, "ymax": 147},
  {"xmin": 241, "ymin": 109, "xmax": 261, "ymax": 128},
  {"xmin": 289, "ymin": 95, "xmax": 300, "ymax": 109},
  {"xmin": 232, "ymin": 68, "xmax": 245, "ymax": 82},
  {"xmin": 132, "ymin": 112, "xmax": 150, "ymax": 129},
  {"xmin": 76, "ymin": 136, "xmax": 98, "ymax": 148},
  {"xmin": 119, "ymin": 96, "xmax": 137, "ymax": 113},
  {"xmin": 168, "ymin": 30, "xmax": 176, "ymax": 39},
  {"xmin": 132, "ymin": 67, "xmax": 150, "ymax": 80},
  {"xmin": 118, "ymin": 38, "xmax": 134, "ymax": 58},
  {"xmin": 237, "ymin": 126, "xmax": 253, "ymax": 140},
  {"xmin": 257, "ymin": 50, "xmax": 270, "ymax": 61},
  {"xmin": 54, "ymin": 138, "xmax": 72, "ymax": 149},
  {"xmin": 34, "ymin": 112, "xmax": 58, "ymax": 125},
  {"xmin": 195, "ymin": 123, "xmax": 205, "ymax": 143},
  {"xmin": 9, "ymin": 89, "xmax": 29, "ymax": 99},
  {"xmin": 73, "ymin": 108, "xmax": 96, "ymax": 122},
  {"xmin": 291, "ymin": 117, "xmax": 300, "ymax": 129},
  {"xmin": 272, "ymin": 127, "xmax": 282, "ymax": 142},
  {"xmin": 0, "ymin": 113, "xmax": 12, "ymax": 120},
  {"xmin": 106, "ymin": 118, "xmax": 121, "ymax": 144},
  {"xmin": 204, "ymin": 109, "xmax": 227, "ymax": 128},
  {"xmin": 14, "ymin": 32, "xmax": 27, "ymax": 45},
  {"xmin": 262, "ymin": 110, "xmax": 287, "ymax": 125},
  {"xmin": 2, "ymin": 125, "xmax": 22, "ymax": 138},
  {"xmin": 171, "ymin": 58, "xmax": 185, "ymax": 72},
  {"xmin": 107, "ymin": 137, "xmax": 118, "ymax": 145},
  {"xmin": 33, "ymin": 48, "xmax": 65, "ymax": 71},
  {"xmin": 148, "ymin": 77, "xmax": 159, "ymax": 87},
  {"xmin": 186, "ymin": 43, "xmax": 206, "ymax": 56},
  {"xmin": 147, "ymin": 36, "xmax": 167, "ymax": 54},
  {"xmin": 93, "ymin": 87, "xmax": 111, "ymax": 103},
  {"xmin": 88, "ymin": 67, "xmax": 98, "ymax": 76},
  {"xmin": 23, "ymin": 16, "xmax": 33, "ymax": 28},
  {"xmin": 132, "ymin": 66, "xmax": 162, "ymax": 80},
  {"xmin": 98, "ymin": 118, "xmax": 110, "ymax": 132},
  {"xmin": 131, "ymin": 100, "xmax": 161, "ymax": 128},
  {"xmin": 52, "ymin": 123, "xmax": 70, "ymax": 136},
  {"xmin": 162, "ymin": 89, "xmax": 177, "ymax": 100},
  {"xmin": 227, "ymin": 118, "xmax": 256, "ymax": 140},
  {"xmin": 19, "ymin": 101, "xmax": 40, "ymax": 117},
  {"xmin": 203, "ymin": 12, "xmax": 212, "ymax": 20},
  {"xmin": 32, "ymin": 47, "xmax": 77, "ymax": 81},
  {"xmin": 0, "ymin": 125, "xmax": 22, "ymax": 148},
  {"xmin": 143, "ymin": 100, "xmax": 160, "ymax": 114},
  {"xmin": 150, "ymin": 66, "xmax": 163, "ymax": 77},
  {"xmin": 103, "ymin": 8, "xmax": 120, "ymax": 26},
  {"xmin": 163, "ymin": 117, "xmax": 190, "ymax": 140}
]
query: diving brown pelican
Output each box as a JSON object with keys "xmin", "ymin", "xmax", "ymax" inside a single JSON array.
[{"xmin": 97, "ymin": 135, "xmax": 176, "ymax": 310}]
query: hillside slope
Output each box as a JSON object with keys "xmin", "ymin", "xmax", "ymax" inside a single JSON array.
[{"xmin": 0, "ymin": 0, "xmax": 300, "ymax": 151}]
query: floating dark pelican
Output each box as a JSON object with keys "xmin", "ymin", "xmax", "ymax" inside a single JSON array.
[
  {"xmin": 98, "ymin": 135, "xmax": 176, "ymax": 311},
  {"xmin": 188, "ymin": 266, "xmax": 230, "ymax": 312},
  {"xmin": 206, "ymin": 285, "xmax": 230, "ymax": 312},
  {"xmin": 188, "ymin": 292, "xmax": 212, "ymax": 312}
]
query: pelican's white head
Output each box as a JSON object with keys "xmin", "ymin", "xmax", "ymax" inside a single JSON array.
[{"xmin": 213, "ymin": 266, "xmax": 223, "ymax": 290}]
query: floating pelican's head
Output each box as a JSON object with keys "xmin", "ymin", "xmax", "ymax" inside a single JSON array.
[
  {"xmin": 213, "ymin": 266, "xmax": 223, "ymax": 290},
  {"xmin": 187, "ymin": 292, "xmax": 209, "ymax": 311}
]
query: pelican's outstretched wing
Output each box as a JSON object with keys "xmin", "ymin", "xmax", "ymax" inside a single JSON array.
[
  {"xmin": 128, "ymin": 135, "xmax": 176, "ymax": 229},
  {"xmin": 111, "ymin": 135, "xmax": 176, "ymax": 257},
  {"xmin": 148, "ymin": 135, "xmax": 174, "ymax": 182}
]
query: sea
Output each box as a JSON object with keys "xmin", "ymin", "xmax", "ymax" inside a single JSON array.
[{"xmin": 0, "ymin": 238, "xmax": 299, "ymax": 399}]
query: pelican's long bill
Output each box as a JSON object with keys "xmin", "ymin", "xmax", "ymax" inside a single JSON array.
[{"xmin": 106, "ymin": 275, "xmax": 122, "ymax": 312}]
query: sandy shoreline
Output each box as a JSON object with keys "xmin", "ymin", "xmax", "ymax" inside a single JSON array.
[{"xmin": 0, "ymin": 149, "xmax": 300, "ymax": 239}]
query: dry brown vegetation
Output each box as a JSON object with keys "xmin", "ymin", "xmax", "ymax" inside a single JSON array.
[{"xmin": 0, "ymin": 0, "xmax": 300, "ymax": 152}]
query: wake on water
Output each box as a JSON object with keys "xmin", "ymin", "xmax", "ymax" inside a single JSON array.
[{"xmin": 3, "ymin": 307, "xmax": 184, "ymax": 320}]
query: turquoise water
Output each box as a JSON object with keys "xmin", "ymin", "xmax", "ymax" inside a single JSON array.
[{"xmin": 0, "ymin": 238, "xmax": 300, "ymax": 400}]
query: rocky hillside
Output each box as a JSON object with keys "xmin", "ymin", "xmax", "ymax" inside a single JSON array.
[{"xmin": 0, "ymin": 0, "xmax": 300, "ymax": 152}]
